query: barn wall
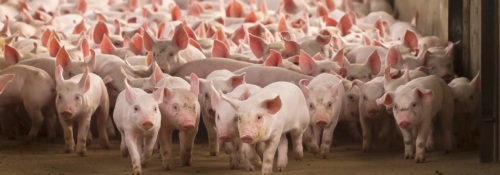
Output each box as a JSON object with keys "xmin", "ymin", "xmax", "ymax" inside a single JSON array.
[{"xmin": 394, "ymin": 0, "xmax": 448, "ymax": 40}]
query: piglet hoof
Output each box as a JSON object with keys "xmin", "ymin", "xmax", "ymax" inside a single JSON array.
[
  {"xmin": 132, "ymin": 169, "xmax": 142, "ymax": 175},
  {"xmin": 163, "ymin": 164, "xmax": 172, "ymax": 171},
  {"xmin": 209, "ymin": 151, "xmax": 219, "ymax": 156},
  {"xmin": 229, "ymin": 163, "xmax": 239, "ymax": 170},
  {"xmin": 245, "ymin": 165, "xmax": 255, "ymax": 172},
  {"xmin": 77, "ymin": 150, "xmax": 87, "ymax": 157},
  {"xmin": 277, "ymin": 166, "xmax": 286, "ymax": 172},
  {"xmin": 404, "ymin": 153, "xmax": 414, "ymax": 160},
  {"xmin": 415, "ymin": 155, "xmax": 426, "ymax": 163}
]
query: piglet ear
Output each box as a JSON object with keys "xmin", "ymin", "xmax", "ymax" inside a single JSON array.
[
  {"xmin": 264, "ymin": 49, "xmax": 282, "ymax": 66},
  {"xmin": 189, "ymin": 73, "xmax": 200, "ymax": 96},
  {"xmin": 365, "ymin": 50, "xmax": 381, "ymax": 76},
  {"xmin": 299, "ymin": 50, "xmax": 317, "ymax": 75},
  {"xmin": 220, "ymin": 91, "xmax": 241, "ymax": 110},
  {"xmin": 210, "ymin": 81, "xmax": 221, "ymax": 107},
  {"xmin": 79, "ymin": 67, "xmax": 91, "ymax": 93},
  {"xmin": 376, "ymin": 92, "xmax": 395, "ymax": 106},
  {"xmin": 298, "ymin": 79, "xmax": 310, "ymax": 98},
  {"xmin": 152, "ymin": 87, "xmax": 164, "ymax": 104},
  {"xmin": 414, "ymin": 88, "xmax": 433, "ymax": 105},
  {"xmin": 330, "ymin": 80, "xmax": 345, "ymax": 96},
  {"xmin": 264, "ymin": 95, "xmax": 282, "ymax": 115},
  {"xmin": 351, "ymin": 79, "xmax": 364, "ymax": 91},
  {"xmin": 386, "ymin": 45, "xmax": 402, "ymax": 67},
  {"xmin": 124, "ymin": 80, "xmax": 136, "ymax": 105},
  {"xmin": 55, "ymin": 65, "xmax": 65, "ymax": 85},
  {"xmin": 470, "ymin": 72, "xmax": 481, "ymax": 92},
  {"xmin": 143, "ymin": 30, "xmax": 156, "ymax": 51},
  {"xmin": 403, "ymin": 29, "xmax": 418, "ymax": 51},
  {"xmin": 173, "ymin": 24, "xmax": 189, "ymax": 50},
  {"xmin": 249, "ymin": 34, "xmax": 267, "ymax": 58},
  {"xmin": 229, "ymin": 73, "xmax": 246, "ymax": 89},
  {"xmin": 239, "ymin": 87, "xmax": 252, "ymax": 100}
]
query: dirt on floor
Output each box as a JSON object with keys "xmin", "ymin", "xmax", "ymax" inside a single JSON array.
[{"xmin": 0, "ymin": 135, "xmax": 497, "ymax": 175}]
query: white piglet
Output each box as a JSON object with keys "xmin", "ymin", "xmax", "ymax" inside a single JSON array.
[
  {"xmin": 113, "ymin": 80, "xmax": 164, "ymax": 175},
  {"xmin": 55, "ymin": 66, "xmax": 110, "ymax": 156},
  {"xmin": 220, "ymin": 82, "xmax": 310, "ymax": 175},
  {"xmin": 377, "ymin": 75, "xmax": 454, "ymax": 163}
]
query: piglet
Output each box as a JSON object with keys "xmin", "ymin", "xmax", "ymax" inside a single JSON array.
[
  {"xmin": 220, "ymin": 82, "xmax": 310, "ymax": 174},
  {"xmin": 211, "ymin": 83, "xmax": 263, "ymax": 170},
  {"xmin": 114, "ymin": 80, "xmax": 164, "ymax": 175},
  {"xmin": 157, "ymin": 73, "xmax": 201, "ymax": 170},
  {"xmin": 353, "ymin": 77, "xmax": 399, "ymax": 152},
  {"xmin": 198, "ymin": 70, "xmax": 246, "ymax": 156},
  {"xmin": 0, "ymin": 65, "xmax": 56, "ymax": 143},
  {"xmin": 299, "ymin": 73, "xmax": 345, "ymax": 158},
  {"xmin": 55, "ymin": 66, "xmax": 110, "ymax": 156},
  {"xmin": 377, "ymin": 75, "xmax": 454, "ymax": 163},
  {"xmin": 448, "ymin": 73, "xmax": 480, "ymax": 148}
]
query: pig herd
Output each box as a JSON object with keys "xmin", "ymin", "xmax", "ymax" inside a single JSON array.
[{"xmin": 0, "ymin": 0, "xmax": 482, "ymax": 175}]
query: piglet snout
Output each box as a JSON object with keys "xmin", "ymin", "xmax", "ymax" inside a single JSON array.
[
  {"xmin": 219, "ymin": 135, "xmax": 231, "ymax": 142},
  {"xmin": 240, "ymin": 135, "xmax": 253, "ymax": 143},
  {"xmin": 142, "ymin": 121, "xmax": 154, "ymax": 130},
  {"xmin": 398, "ymin": 121, "xmax": 411, "ymax": 129},
  {"xmin": 182, "ymin": 123, "xmax": 195, "ymax": 131},
  {"xmin": 60, "ymin": 110, "xmax": 73, "ymax": 118},
  {"xmin": 315, "ymin": 120, "xmax": 328, "ymax": 127}
]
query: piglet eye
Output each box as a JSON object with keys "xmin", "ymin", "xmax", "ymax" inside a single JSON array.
[
  {"xmin": 363, "ymin": 95, "xmax": 367, "ymax": 100},
  {"xmin": 394, "ymin": 105, "xmax": 398, "ymax": 110},
  {"xmin": 257, "ymin": 115, "xmax": 262, "ymax": 120},
  {"xmin": 320, "ymin": 69, "xmax": 326, "ymax": 73},
  {"xmin": 411, "ymin": 103, "xmax": 417, "ymax": 108},
  {"xmin": 205, "ymin": 93, "xmax": 209, "ymax": 99},
  {"xmin": 75, "ymin": 96, "xmax": 80, "ymax": 101},
  {"xmin": 134, "ymin": 105, "xmax": 139, "ymax": 112},
  {"xmin": 58, "ymin": 94, "xmax": 62, "ymax": 99},
  {"xmin": 154, "ymin": 107, "xmax": 158, "ymax": 112},
  {"xmin": 309, "ymin": 103, "xmax": 314, "ymax": 109},
  {"xmin": 169, "ymin": 53, "xmax": 174, "ymax": 57},
  {"xmin": 327, "ymin": 101, "xmax": 333, "ymax": 108},
  {"xmin": 217, "ymin": 115, "xmax": 220, "ymax": 120},
  {"xmin": 348, "ymin": 95, "xmax": 354, "ymax": 100}
]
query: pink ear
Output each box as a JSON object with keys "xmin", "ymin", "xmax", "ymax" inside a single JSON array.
[
  {"xmin": 299, "ymin": 50, "xmax": 317, "ymax": 75},
  {"xmin": 124, "ymin": 80, "xmax": 137, "ymax": 105},
  {"xmin": 283, "ymin": 40, "xmax": 300, "ymax": 57},
  {"xmin": 188, "ymin": 38, "xmax": 202, "ymax": 52},
  {"xmin": 196, "ymin": 22, "xmax": 207, "ymax": 39},
  {"xmin": 143, "ymin": 30, "xmax": 155, "ymax": 51},
  {"xmin": 188, "ymin": 1, "xmax": 203, "ymax": 16},
  {"xmin": 151, "ymin": 64, "xmax": 164, "ymax": 84},
  {"xmin": 239, "ymin": 88, "xmax": 252, "ymax": 100},
  {"xmin": 146, "ymin": 51, "xmax": 154, "ymax": 66},
  {"xmin": 374, "ymin": 19, "xmax": 387, "ymax": 38},
  {"xmin": 444, "ymin": 42, "xmax": 454, "ymax": 58},
  {"xmin": 376, "ymin": 92, "xmax": 395, "ymax": 106},
  {"xmin": 171, "ymin": 5, "xmax": 182, "ymax": 21},
  {"xmin": 93, "ymin": 20, "xmax": 109, "ymax": 44},
  {"xmin": 212, "ymin": 39, "xmax": 230, "ymax": 58},
  {"xmin": 277, "ymin": 17, "xmax": 288, "ymax": 32},
  {"xmin": 113, "ymin": 19, "xmax": 121, "ymax": 35},
  {"xmin": 86, "ymin": 49, "xmax": 96, "ymax": 71},
  {"xmin": 78, "ymin": 67, "xmax": 91, "ymax": 93},
  {"xmin": 383, "ymin": 66, "xmax": 393, "ymax": 81},
  {"xmin": 4, "ymin": 44, "xmax": 21, "ymax": 66},
  {"xmin": 130, "ymin": 33, "xmax": 143, "ymax": 54},
  {"xmin": 298, "ymin": 79, "xmax": 311, "ymax": 98},
  {"xmin": 173, "ymin": 25, "xmax": 189, "ymax": 50},
  {"xmin": 339, "ymin": 14, "xmax": 352, "ymax": 36},
  {"xmin": 157, "ymin": 22, "xmax": 166, "ymax": 39},
  {"xmin": 351, "ymin": 79, "xmax": 365, "ymax": 91},
  {"xmin": 244, "ymin": 11, "xmax": 257, "ymax": 23},
  {"xmin": 330, "ymin": 80, "xmax": 344, "ymax": 96},
  {"xmin": 40, "ymin": 29, "xmax": 51, "ymax": 47},
  {"xmin": 73, "ymin": 19, "xmax": 86, "ymax": 34},
  {"xmin": 183, "ymin": 24, "xmax": 197, "ymax": 40},
  {"xmin": 225, "ymin": 0, "xmax": 244, "ymax": 18},
  {"xmin": 324, "ymin": 16, "xmax": 338, "ymax": 27},
  {"xmin": 386, "ymin": 45, "xmax": 402, "ymax": 67},
  {"xmin": 414, "ymin": 88, "xmax": 433, "ymax": 105},
  {"xmin": 76, "ymin": 0, "xmax": 87, "ymax": 14},
  {"xmin": 249, "ymin": 34, "xmax": 266, "ymax": 58},
  {"xmin": 264, "ymin": 95, "xmax": 282, "ymax": 115},
  {"xmin": 100, "ymin": 34, "xmax": 116, "ymax": 54},
  {"xmin": 264, "ymin": 49, "xmax": 282, "ymax": 66},
  {"xmin": 55, "ymin": 65, "xmax": 65, "ymax": 84},
  {"xmin": 231, "ymin": 25, "xmax": 246, "ymax": 44},
  {"xmin": 0, "ymin": 74, "xmax": 14, "ymax": 94},
  {"xmin": 56, "ymin": 46, "xmax": 72, "ymax": 68},
  {"xmin": 470, "ymin": 72, "xmax": 481, "ymax": 92},
  {"xmin": 332, "ymin": 49, "xmax": 345, "ymax": 66},
  {"xmin": 317, "ymin": 3, "xmax": 329, "ymax": 17},
  {"xmin": 366, "ymin": 50, "xmax": 381, "ymax": 75},
  {"xmin": 403, "ymin": 29, "xmax": 418, "ymax": 50},
  {"xmin": 312, "ymin": 53, "xmax": 323, "ymax": 61},
  {"xmin": 229, "ymin": 73, "xmax": 246, "ymax": 88},
  {"xmin": 283, "ymin": 0, "xmax": 297, "ymax": 13},
  {"xmin": 80, "ymin": 37, "xmax": 90, "ymax": 57},
  {"xmin": 162, "ymin": 86, "xmax": 173, "ymax": 101},
  {"xmin": 210, "ymin": 85, "xmax": 221, "ymax": 107},
  {"xmin": 189, "ymin": 73, "xmax": 200, "ymax": 96},
  {"xmin": 128, "ymin": 0, "xmax": 139, "ymax": 11},
  {"xmin": 48, "ymin": 36, "xmax": 61, "ymax": 57},
  {"xmin": 152, "ymin": 87, "xmax": 164, "ymax": 103}
]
